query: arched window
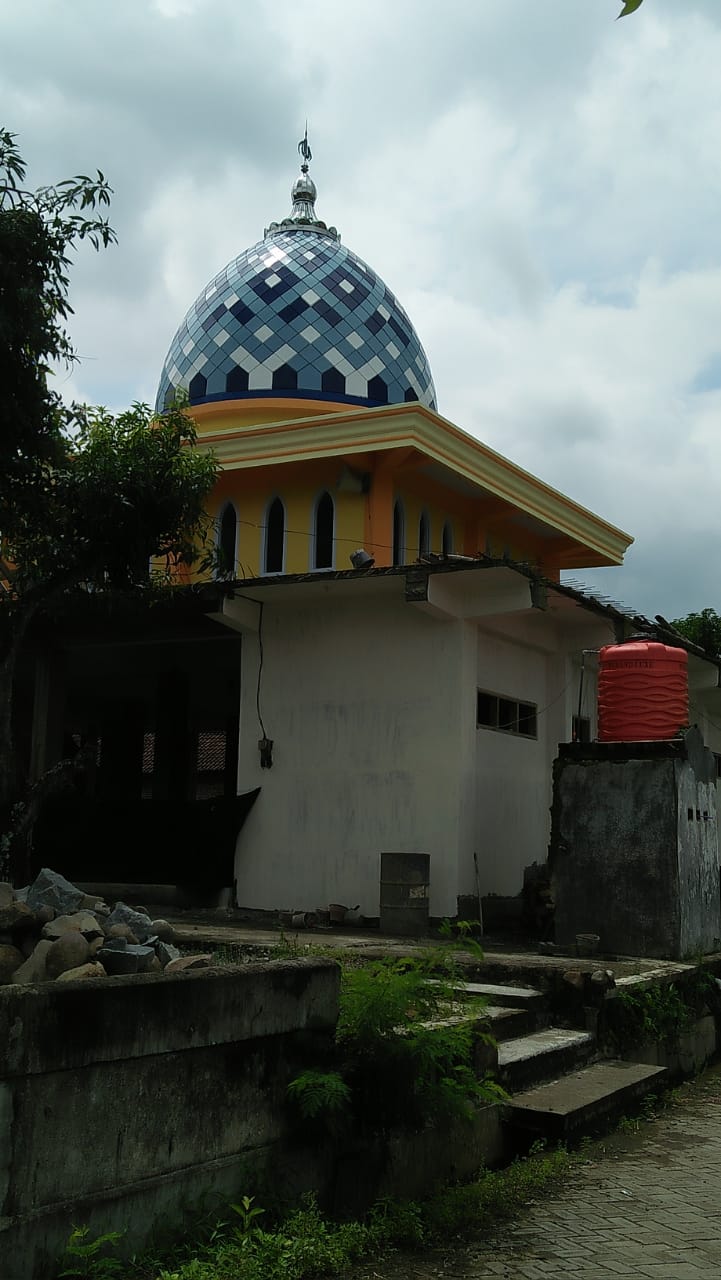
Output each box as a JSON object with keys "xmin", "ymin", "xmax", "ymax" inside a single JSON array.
[
  {"xmin": 392, "ymin": 499, "xmax": 405, "ymax": 566},
  {"xmin": 263, "ymin": 497, "xmax": 286, "ymax": 574},
  {"xmin": 312, "ymin": 491, "xmax": 334, "ymax": 570},
  {"xmin": 442, "ymin": 520, "xmax": 454, "ymax": 556},
  {"xmin": 217, "ymin": 503, "xmax": 237, "ymax": 577},
  {"xmin": 418, "ymin": 511, "xmax": 430, "ymax": 559}
]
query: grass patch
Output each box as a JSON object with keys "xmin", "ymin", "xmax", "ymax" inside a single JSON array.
[{"xmin": 57, "ymin": 1147, "xmax": 576, "ymax": 1280}]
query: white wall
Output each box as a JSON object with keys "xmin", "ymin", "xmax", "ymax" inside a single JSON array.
[
  {"xmin": 234, "ymin": 590, "xmax": 472, "ymax": 918},
  {"xmin": 472, "ymin": 612, "xmax": 614, "ymax": 898},
  {"xmin": 230, "ymin": 582, "xmax": 628, "ymax": 915},
  {"xmin": 474, "ymin": 627, "xmax": 551, "ymax": 897}
]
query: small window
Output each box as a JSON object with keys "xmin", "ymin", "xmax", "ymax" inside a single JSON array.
[
  {"xmin": 264, "ymin": 497, "xmax": 285, "ymax": 574},
  {"xmin": 393, "ymin": 499, "xmax": 405, "ymax": 566},
  {"xmin": 313, "ymin": 491, "xmax": 334, "ymax": 570},
  {"xmin": 195, "ymin": 729, "xmax": 228, "ymax": 801},
  {"xmin": 217, "ymin": 503, "xmax": 237, "ymax": 577},
  {"xmin": 418, "ymin": 511, "xmax": 430, "ymax": 559},
  {"xmin": 498, "ymin": 698, "xmax": 517, "ymax": 732},
  {"xmin": 518, "ymin": 703, "xmax": 538, "ymax": 737},
  {"xmin": 477, "ymin": 688, "xmax": 537, "ymax": 739},
  {"xmin": 442, "ymin": 521, "xmax": 454, "ymax": 556},
  {"xmin": 477, "ymin": 691, "xmax": 498, "ymax": 729}
]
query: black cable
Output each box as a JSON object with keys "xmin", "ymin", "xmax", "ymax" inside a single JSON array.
[{"xmin": 256, "ymin": 600, "xmax": 267, "ymax": 741}]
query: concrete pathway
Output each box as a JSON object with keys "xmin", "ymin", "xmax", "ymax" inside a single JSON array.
[{"xmin": 353, "ymin": 1064, "xmax": 721, "ymax": 1280}]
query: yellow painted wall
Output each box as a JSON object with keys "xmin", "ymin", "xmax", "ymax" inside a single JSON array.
[
  {"xmin": 394, "ymin": 489, "xmax": 460, "ymax": 562},
  {"xmin": 208, "ymin": 459, "xmax": 366, "ymax": 577}
]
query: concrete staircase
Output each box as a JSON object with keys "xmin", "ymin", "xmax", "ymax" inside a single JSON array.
[{"xmin": 449, "ymin": 978, "xmax": 667, "ymax": 1144}]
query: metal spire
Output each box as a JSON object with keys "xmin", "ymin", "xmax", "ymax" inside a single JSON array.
[{"xmin": 264, "ymin": 128, "xmax": 339, "ymax": 241}]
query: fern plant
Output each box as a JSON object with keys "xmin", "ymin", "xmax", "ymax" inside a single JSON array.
[
  {"xmin": 57, "ymin": 1225, "xmax": 125, "ymax": 1279},
  {"xmin": 288, "ymin": 1064, "xmax": 356, "ymax": 1136}
]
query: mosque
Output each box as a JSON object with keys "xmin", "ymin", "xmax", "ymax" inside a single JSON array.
[{"xmin": 32, "ymin": 138, "xmax": 721, "ymax": 923}]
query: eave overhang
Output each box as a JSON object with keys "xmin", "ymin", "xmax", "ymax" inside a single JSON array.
[{"xmin": 190, "ymin": 399, "xmax": 633, "ymax": 569}]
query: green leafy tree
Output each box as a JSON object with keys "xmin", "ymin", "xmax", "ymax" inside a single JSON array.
[
  {"xmin": 618, "ymin": 0, "xmax": 644, "ymax": 15},
  {"xmin": 0, "ymin": 127, "xmax": 115, "ymax": 540},
  {"xmin": 0, "ymin": 131, "xmax": 219, "ymax": 877},
  {"xmin": 670, "ymin": 608, "xmax": 721, "ymax": 658}
]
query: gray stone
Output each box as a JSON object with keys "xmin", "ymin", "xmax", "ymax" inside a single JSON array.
[
  {"xmin": 125, "ymin": 944, "xmax": 156, "ymax": 974},
  {"xmin": 45, "ymin": 932, "xmax": 90, "ymax": 979},
  {"xmin": 11, "ymin": 939, "xmax": 52, "ymax": 984},
  {"xmin": 0, "ymin": 882, "xmax": 14, "ymax": 908},
  {"xmin": 150, "ymin": 918, "xmax": 175, "ymax": 942},
  {"xmin": 20, "ymin": 934, "xmax": 38, "ymax": 960},
  {"xmin": 164, "ymin": 954, "xmax": 213, "ymax": 973},
  {"xmin": 0, "ymin": 901, "xmax": 37, "ymax": 938},
  {"xmin": 156, "ymin": 940, "xmax": 181, "ymax": 967},
  {"xmin": 26, "ymin": 867, "xmax": 85, "ymax": 916},
  {"xmin": 98, "ymin": 947, "xmax": 139, "ymax": 976},
  {"xmin": 0, "ymin": 943, "xmax": 24, "ymax": 983},
  {"xmin": 102, "ymin": 936, "xmax": 128, "ymax": 951},
  {"xmin": 106, "ymin": 923, "xmax": 139, "ymax": 944},
  {"xmin": 88, "ymin": 937, "xmax": 105, "ymax": 958},
  {"xmin": 41, "ymin": 911, "xmax": 104, "ymax": 942},
  {"xmin": 78, "ymin": 896, "xmax": 110, "ymax": 916},
  {"xmin": 105, "ymin": 902, "xmax": 153, "ymax": 941},
  {"xmin": 56, "ymin": 961, "xmax": 107, "ymax": 982},
  {"xmin": 36, "ymin": 905, "xmax": 55, "ymax": 925},
  {"xmin": 562, "ymin": 969, "xmax": 585, "ymax": 990}
]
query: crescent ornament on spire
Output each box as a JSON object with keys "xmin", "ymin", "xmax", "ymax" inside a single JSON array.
[{"xmin": 298, "ymin": 125, "xmax": 312, "ymax": 171}]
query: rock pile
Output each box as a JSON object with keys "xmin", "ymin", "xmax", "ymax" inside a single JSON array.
[{"xmin": 0, "ymin": 868, "xmax": 212, "ymax": 984}]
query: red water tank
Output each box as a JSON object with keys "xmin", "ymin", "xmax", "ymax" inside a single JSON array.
[{"xmin": 597, "ymin": 641, "xmax": 689, "ymax": 742}]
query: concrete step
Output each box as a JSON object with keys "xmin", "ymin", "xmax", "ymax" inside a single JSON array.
[
  {"xmin": 498, "ymin": 1027, "xmax": 596, "ymax": 1092},
  {"xmin": 505, "ymin": 1059, "xmax": 668, "ymax": 1142},
  {"xmin": 483, "ymin": 1005, "xmax": 537, "ymax": 1043},
  {"xmin": 455, "ymin": 980, "xmax": 546, "ymax": 1013}
]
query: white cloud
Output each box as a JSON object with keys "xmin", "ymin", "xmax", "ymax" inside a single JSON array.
[{"xmin": 3, "ymin": 0, "xmax": 721, "ymax": 617}]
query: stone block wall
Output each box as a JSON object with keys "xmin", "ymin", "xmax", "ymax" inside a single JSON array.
[{"xmin": 0, "ymin": 959, "xmax": 339, "ymax": 1280}]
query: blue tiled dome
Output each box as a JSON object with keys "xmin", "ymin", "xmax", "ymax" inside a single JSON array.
[{"xmin": 155, "ymin": 163, "xmax": 437, "ymax": 413}]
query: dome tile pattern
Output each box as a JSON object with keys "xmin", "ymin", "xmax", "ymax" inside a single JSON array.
[{"xmin": 155, "ymin": 228, "xmax": 436, "ymax": 413}]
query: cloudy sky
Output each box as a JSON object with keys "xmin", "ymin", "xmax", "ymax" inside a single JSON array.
[{"xmin": 3, "ymin": 0, "xmax": 721, "ymax": 618}]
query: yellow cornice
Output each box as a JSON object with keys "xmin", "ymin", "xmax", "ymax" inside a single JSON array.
[{"xmin": 190, "ymin": 400, "xmax": 633, "ymax": 566}]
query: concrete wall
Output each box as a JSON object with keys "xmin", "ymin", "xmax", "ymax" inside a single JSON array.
[
  {"xmin": 234, "ymin": 585, "xmax": 473, "ymax": 918},
  {"xmin": 475, "ymin": 626, "xmax": 551, "ymax": 897},
  {"xmin": 0, "ymin": 960, "xmax": 339, "ymax": 1280},
  {"xmin": 551, "ymin": 736, "xmax": 721, "ymax": 958},
  {"xmin": 230, "ymin": 574, "xmax": 621, "ymax": 916}
]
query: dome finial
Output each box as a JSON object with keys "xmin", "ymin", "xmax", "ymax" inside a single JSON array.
[
  {"xmin": 264, "ymin": 128, "xmax": 340, "ymax": 241},
  {"xmin": 289, "ymin": 125, "xmax": 318, "ymax": 223}
]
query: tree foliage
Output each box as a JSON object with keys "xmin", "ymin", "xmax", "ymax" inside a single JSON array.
[
  {"xmin": 0, "ymin": 127, "xmax": 115, "ymax": 539},
  {"xmin": 618, "ymin": 0, "xmax": 645, "ymax": 16},
  {"xmin": 671, "ymin": 608, "xmax": 721, "ymax": 658},
  {"xmin": 0, "ymin": 131, "xmax": 219, "ymax": 864},
  {"xmin": 6, "ymin": 400, "xmax": 218, "ymax": 599}
]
